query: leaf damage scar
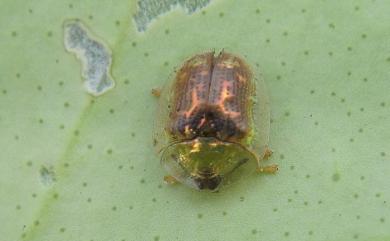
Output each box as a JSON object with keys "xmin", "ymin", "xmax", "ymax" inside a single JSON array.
[{"xmin": 63, "ymin": 19, "xmax": 115, "ymax": 96}]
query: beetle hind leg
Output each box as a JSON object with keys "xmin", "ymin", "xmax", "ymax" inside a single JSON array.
[{"xmin": 263, "ymin": 147, "xmax": 273, "ymax": 160}]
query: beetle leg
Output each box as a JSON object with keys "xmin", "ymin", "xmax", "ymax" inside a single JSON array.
[
  {"xmin": 151, "ymin": 88, "xmax": 161, "ymax": 97},
  {"xmin": 163, "ymin": 175, "xmax": 178, "ymax": 184},
  {"xmin": 256, "ymin": 164, "xmax": 278, "ymax": 174},
  {"xmin": 262, "ymin": 147, "xmax": 273, "ymax": 160},
  {"xmin": 255, "ymin": 153, "xmax": 278, "ymax": 174}
]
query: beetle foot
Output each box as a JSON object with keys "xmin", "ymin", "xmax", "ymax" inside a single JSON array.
[
  {"xmin": 151, "ymin": 88, "xmax": 161, "ymax": 97},
  {"xmin": 163, "ymin": 175, "xmax": 177, "ymax": 184},
  {"xmin": 256, "ymin": 164, "xmax": 278, "ymax": 174}
]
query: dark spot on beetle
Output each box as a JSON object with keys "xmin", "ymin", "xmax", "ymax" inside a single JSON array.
[
  {"xmin": 193, "ymin": 168, "xmax": 222, "ymax": 191},
  {"xmin": 173, "ymin": 106, "xmax": 244, "ymax": 141}
]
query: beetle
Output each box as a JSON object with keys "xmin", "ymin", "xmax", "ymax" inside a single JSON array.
[{"xmin": 153, "ymin": 51, "xmax": 277, "ymax": 191}]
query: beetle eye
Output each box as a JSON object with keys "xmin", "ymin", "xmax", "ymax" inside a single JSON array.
[{"xmin": 160, "ymin": 138, "xmax": 258, "ymax": 191}]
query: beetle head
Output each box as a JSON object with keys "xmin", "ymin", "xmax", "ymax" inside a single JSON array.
[{"xmin": 161, "ymin": 137, "xmax": 254, "ymax": 191}]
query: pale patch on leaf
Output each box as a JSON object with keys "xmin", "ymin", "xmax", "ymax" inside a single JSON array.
[
  {"xmin": 133, "ymin": 0, "xmax": 212, "ymax": 31},
  {"xmin": 39, "ymin": 165, "xmax": 56, "ymax": 185},
  {"xmin": 63, "ymin": 19, "xmax": 115, "ymax": 96}
]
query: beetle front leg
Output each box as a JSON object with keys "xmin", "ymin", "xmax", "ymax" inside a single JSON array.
[
  {"xmin": 163, "ymin": 175, "xmax": 178, "ymax": 184},
  {"xmin": 256, "ymin": 148, "xmax": 278, "ymax": 174},
  {"xmin": 256, "ymin": 164, "xmax": 278, "ymax": 174}
]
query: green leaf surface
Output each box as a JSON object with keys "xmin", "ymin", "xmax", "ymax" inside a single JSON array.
[{"xmin": 0, "ymin": 0, "xmax": 389, "ymax": 241}]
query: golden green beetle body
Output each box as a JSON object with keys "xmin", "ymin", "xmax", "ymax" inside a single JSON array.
[{"xmin": 154, "ymin": 51, "xmax": 277, "ymax": 191}]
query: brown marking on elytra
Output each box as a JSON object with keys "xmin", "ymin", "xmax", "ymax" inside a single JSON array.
[{"xmin": 168, "ymin": 52, "xmax": 253, "ymax": 143}]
